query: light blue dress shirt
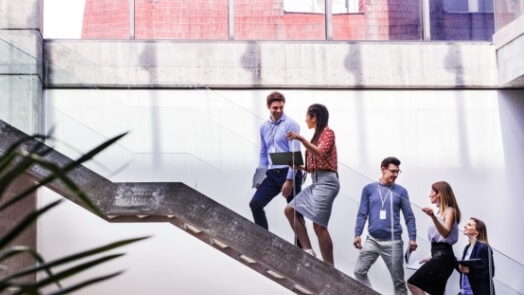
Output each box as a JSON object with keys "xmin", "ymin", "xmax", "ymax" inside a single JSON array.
[{"xmin": 258, "ymin": 113, "xmax": 301, "ymax": 179}]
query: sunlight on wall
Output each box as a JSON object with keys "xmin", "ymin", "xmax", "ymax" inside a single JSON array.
[{"xmin": 351, "ymin": 90, "xmax": 505, "ymax": 168}]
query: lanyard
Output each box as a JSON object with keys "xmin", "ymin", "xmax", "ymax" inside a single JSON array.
[
  {"xmin": 377, "ymin": 183, "xmax": 392, "ymax": 209},
  {"xmin": 266, "ymin": 119, "xmax": 281, "ymax": 153}
]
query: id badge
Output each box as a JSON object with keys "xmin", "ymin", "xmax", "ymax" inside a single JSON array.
[{"xmin": 380, "ymin": 209, "xmax": 386, "ymax": 220}]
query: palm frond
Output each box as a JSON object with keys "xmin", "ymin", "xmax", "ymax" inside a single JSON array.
[
  {"xmin": 0, "ymin": 130, "xmax": 148, "ymax": 294},
  {"xmin": 0, "ymin": 200, "xmax": 62, "ymax": 249},
  {"xmin": 0, "ymin": 237, "xmax": 149, "ymax": 286},
  {"xmin": 46, "ymin": 271, "xmax": 123, "ymax": 295}
]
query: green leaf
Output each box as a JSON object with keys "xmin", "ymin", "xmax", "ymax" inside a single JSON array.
[
  {"xmin": 0, "ymin": 199, "xmax": 62, "ymax": 249},
  {"xmin": 0, "ymin": 130, "xmax": 146, "ymax": 294},
  {"xmin": 4, "ymin": 255, "xmax": 123, "ymax": 294},
  {"xmin": 46, "ymin": 271, "xmax": 123, "ymax": 295},
  {"xmin": 0, "ymin": 246, "xmax": 62, "ymax": 289},
  {"xmin": 28, "ymin": 254, "xmax": 125, "ymax": 290},
  {"xmin": 1, "ymin": 237, "xmax": 149, "ymax": 283}
]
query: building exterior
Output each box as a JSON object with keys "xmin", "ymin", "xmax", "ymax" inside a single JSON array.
[
  {"xmin": 81, "ymin": 0, "xmax": 494, "ymax": 41},
  {"xmin": 1, "ymin": 0, "xmax": 524, "ymax": 294}
]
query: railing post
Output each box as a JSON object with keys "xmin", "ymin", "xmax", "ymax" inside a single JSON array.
[
  {"xmin": 421, "ymin": 0, "xmax": 431, "ymax": 40},
  {"xmin": 228, "ymin": 0, "xmax": 235, "ymax": 40},
  {"xmin": 325, "ymin": 0, "xmax": 333, "ymax": 40},
  {"xmin": 129, "ymin": 0, "xmax": 135, "ymax": 39}
]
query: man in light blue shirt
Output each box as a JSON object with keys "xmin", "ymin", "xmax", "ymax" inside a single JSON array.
[{"xmin": 249, "ymin": 91, "xmax": 303, "ymax": 233}]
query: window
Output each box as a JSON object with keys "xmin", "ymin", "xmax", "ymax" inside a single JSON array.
[
  {"xmin": 283, "ymin": 0, "xmax": 359, "ymax": 14},
  {"xmin": 444, "ymin": 0, "xmax": 494, "ymax": 12}
]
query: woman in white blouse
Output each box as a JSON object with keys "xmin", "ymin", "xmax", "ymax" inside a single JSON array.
[{"xmin": 408, "ymin": 181, "xmax": 462, "ymax": 295}]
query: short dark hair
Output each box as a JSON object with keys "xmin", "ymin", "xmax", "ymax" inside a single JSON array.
[
  {"xmin": 381, "ymin": 156, "xmax": 401, "ymax": 168},
  {"xmin": 266, "ymin": 91, "xmax": 286, "ymax": 107}
]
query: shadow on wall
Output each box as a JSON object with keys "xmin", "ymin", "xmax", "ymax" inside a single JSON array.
[
  {"xmin": 445, "ymin": 44, "xmax": 471, "ymax": 168},
  {"xmin": 241, "ymin": 41, "xmax": 261, "ymax": 85},
  {"xmin": 344, "ymin": 43, "xmax": 369, "ymax": 163},
  {"xmin": 139, "ymin": 43, "xmax": 162, "ymax": 168}
]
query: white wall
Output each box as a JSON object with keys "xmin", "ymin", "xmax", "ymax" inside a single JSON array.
[{"xmin": 39, "ymin": 88, "xmax": 524, "ymax": 294}]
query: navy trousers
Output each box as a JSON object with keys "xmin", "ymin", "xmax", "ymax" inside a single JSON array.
[{"xmin": 249, "ymin": 168, "xmax": 303, "ymax": 230}]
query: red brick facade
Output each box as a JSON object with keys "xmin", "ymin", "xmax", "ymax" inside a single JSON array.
[
  {"xmin": 82, "ymin": 0, "xmax": 131, "ymax": 39},
  {"xmin": 82, "ymin": 0, "xmax": 492, "ymax": 41},
  {"xmin": 82, "ymin": 0, "xmax": 422, "ymax": 40}
]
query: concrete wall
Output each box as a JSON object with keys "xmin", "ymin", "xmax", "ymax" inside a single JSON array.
[
  {"xmin": 0, "ymin": 30, "xmax": 43, "ymax": 133},
  {"xmin": 494, "ymin": 15, "xmax": 524, "ymax": 87},
  {"xmin": 44, "ymin": 40, "xmax": 498, "ymax": 89},
  {"xmin": 0, "ymin": 0, "xmax": 43, "ymax": 283},
  {"xmin": 0, "ymin": 0, "xmax": 42, "ymax": 30},
  {"xmin": 0, "ymin": 0, "xmax": 43, "ymax": 133}
]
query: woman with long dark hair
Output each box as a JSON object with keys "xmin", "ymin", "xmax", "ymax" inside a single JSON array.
[{"xmin": 284, "ymin": 103, "xmax": 340, "ymax": 265}]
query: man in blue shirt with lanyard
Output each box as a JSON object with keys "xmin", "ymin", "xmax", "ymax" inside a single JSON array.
[
  {"xmin": 249, "ymin": 91, "xmax": 303, "ymax": 237},
  {"xmin": 353, "ymin": 156, "xmax": 417, "ymax": 295}
]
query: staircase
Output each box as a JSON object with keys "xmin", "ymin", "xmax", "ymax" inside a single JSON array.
[{"xmin": 0, "ymin": 119, "xmax": 378, "ymax": 295}]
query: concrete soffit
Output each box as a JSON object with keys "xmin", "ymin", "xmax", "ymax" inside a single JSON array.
[{"xmin": 43, "ymin": 40, "xmax": 499, "ymax": 89}]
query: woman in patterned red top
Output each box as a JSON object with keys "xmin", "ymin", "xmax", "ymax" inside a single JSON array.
[{"xmin": 285, "ymin": 103, "xmax": 340, "ymax": 265}]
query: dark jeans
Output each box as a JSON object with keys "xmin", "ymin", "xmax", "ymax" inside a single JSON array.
[{"xmin": 249, "ymin": 168, "xmax": 303, "ymax": 230}]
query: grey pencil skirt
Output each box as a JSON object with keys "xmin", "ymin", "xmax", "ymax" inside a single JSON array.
[{"xmin": 289, "ymin": 170, "xmax": 340, "ymax": 228}]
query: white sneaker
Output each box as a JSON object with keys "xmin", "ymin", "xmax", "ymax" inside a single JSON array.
[{"xmin": 304, "ymin": 248, "xmax": 317, "ymax": 257}]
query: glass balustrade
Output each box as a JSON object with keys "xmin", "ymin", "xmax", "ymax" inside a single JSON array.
[{"xmin": 0, "ymin": 36, "xmax": 44, "ymax": 134}]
